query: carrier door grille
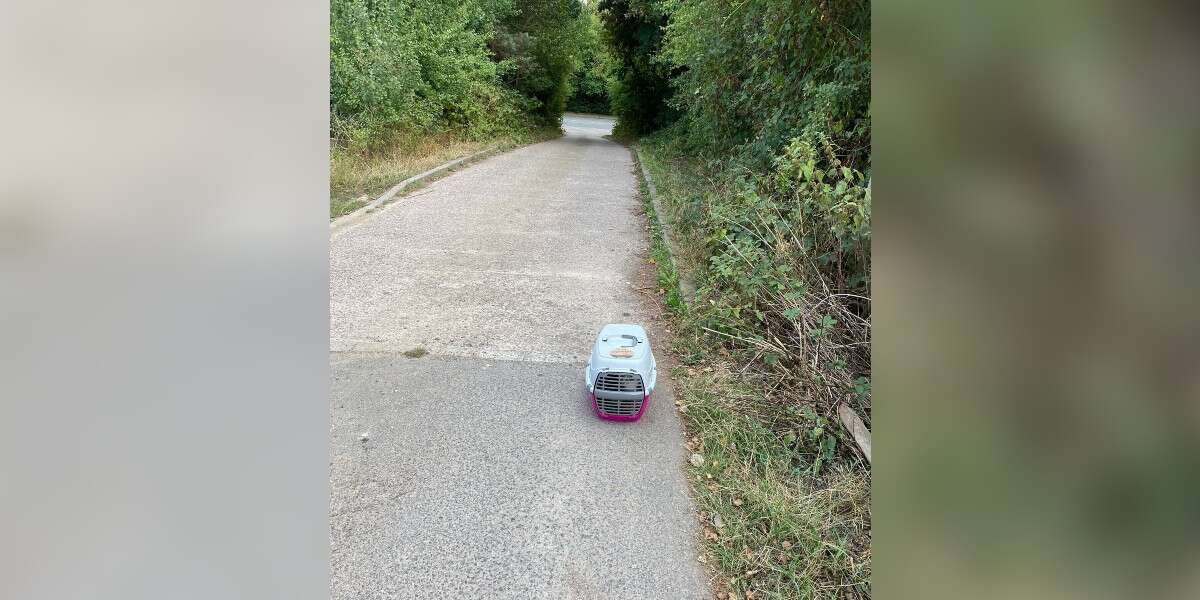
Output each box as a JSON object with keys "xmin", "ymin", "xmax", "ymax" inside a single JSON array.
[
  {"xmin": 594, "ymin": 371, "xmax": 645, "ymax": 416},
  {"xmin": 595, "ymin": 371, "xmax": 644, "ymax": 393},
  {"xmin": 596, "ymin": 396, "xmax": 643, "ymax": 416}
]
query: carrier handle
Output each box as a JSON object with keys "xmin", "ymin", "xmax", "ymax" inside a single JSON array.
[{"xmin": 601, "ymin": 334, "xmax": 641, "ymax": 346}]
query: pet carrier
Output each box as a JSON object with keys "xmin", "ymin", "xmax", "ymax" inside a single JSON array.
[{"xmin": 585, "ymin": 324, "xmax": 657, "ymax": 421}]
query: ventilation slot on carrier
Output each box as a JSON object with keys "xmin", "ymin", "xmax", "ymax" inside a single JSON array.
[
  {"xmin": 595, "ymin": 396, "xmax": 643, "ymax": 416},
  {"xmin": 595, "ymin": 371, "xmax": 644, "ymax": 393}
]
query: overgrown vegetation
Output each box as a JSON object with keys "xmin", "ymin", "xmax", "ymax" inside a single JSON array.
[
  {"xmin": 617, "ymin": 0, "xmax": 872, "ymax": 596},
  {"xmin": 644, "ymin": 133, "xmax": 872, "ymax": 418},
  {"xmin": 596, "ymin": 0, "xmax": 675, "ymax": 136},
  {"xmin": 330, "ymin": 0, "xmax": 600, "ymax": 216},
  {"xmin": 640, "ymin": 150, "xmax": 870, "ymax": 598},
  {"xmin": 678, "ymin": 367, "xmax": 871, "ymax": 599},
  {"xmin": 564, "ymin": 3, "xmax": 614, "ymax": 114},
  {"xmin": 638, "ymin": 162, "xmax": 686, "ymax": 314}
]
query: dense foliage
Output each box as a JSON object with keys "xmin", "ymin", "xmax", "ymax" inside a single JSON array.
[
  {"xmin": 564, "ymin": 54, "xmax": 612, "ymax": 114},
  {"xmin": 607, "ymin": 0, "xmax": 872, "ymax": 412},
  {"xmin": 596, "ymin": 0, "xmax": 676, "ymax": 135},
  {"xmin": 491, "ymin": 0, "xmax": 588, "ymax": 122},
  {"xmin": 330, "ymin": 0, "xmax": 590, "ymax": 148},
  {"xmin": 663, "ymin": 0, "xmax": 871, "ymax": 170},
  {"xmin": 564, "ymin": 5, "xmax": 614, "ymax": 114}
]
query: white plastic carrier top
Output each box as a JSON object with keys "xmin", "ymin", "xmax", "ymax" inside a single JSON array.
[{"xmin": 585, "ymin": 323, "xmax": 657, "ymax": 394}]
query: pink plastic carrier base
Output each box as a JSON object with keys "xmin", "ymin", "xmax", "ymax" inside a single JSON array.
[{"xmin": 589, "ymin": 390, "xmax": 650, "ymax": 422}]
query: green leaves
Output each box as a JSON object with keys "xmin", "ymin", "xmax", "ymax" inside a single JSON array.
[
  {"xmin": 785, "ymin": 403, "xmax": 839, "ymax": 475},
  {"xmin": 331, "ymin": 0, "xmax": 589, "ymax": 145},
  {"xmin": 853, "ymin": 376, "xmax": 871, "ymax": 403},
  {"xmin": 646, "ymin": 0, "xmax": 870, "ymax": 170},
  {"xmin": 809, "ymin": 314, "xmax": 838, "ymax": 339}
]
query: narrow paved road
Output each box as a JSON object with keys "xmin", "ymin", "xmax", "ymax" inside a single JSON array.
[{"xmin": 330, "ymin": 114, "xmax": 710, "ymax": 599}]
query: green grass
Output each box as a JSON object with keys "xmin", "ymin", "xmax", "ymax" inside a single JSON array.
[
  {"xmin": 402, "ymin": 346, "xmax": 427, "ymax": 359},
  {"xmin": 635, "ymin": 156, "xmax": 687, "ymax": 315},
  {"xmin": 636, "ymin": 142, "xmax": 872, "ymax": 599},
  {"xmin": 330, "ymin": 126, "xmax": 561, "ymax": 219},
  {"xmin": 678, "ymin": 366, "xmax": 871, "ymax": 599},
  {"xmin": 635, "ymin": 141, "xmax": 712, "ymax": 285}
]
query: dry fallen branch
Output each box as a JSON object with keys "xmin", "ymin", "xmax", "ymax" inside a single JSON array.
[{"xmin": 838, "ymin": 404, "xmax": 872, "ymax": 464}]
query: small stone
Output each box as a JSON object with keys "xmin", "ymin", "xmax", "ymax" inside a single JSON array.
[
  {"xmin": 781, "ymin": 540, "xmax": 793, "ymax": 550},
  {"xmin": 703, "ymin": 366, "xmax": 713, "ymax": 373},
  {"xmin": 359, "ymin": 433, "xmax": 370, "ymax": 442},
  {"xmin": 678, "ymin": 404, "xmax": 689, "ymax": 413},
  {"xmin": 690, "ymin": 453, "xmax": 704, "ymax": 467},
  {"xmin": 712, "ymin": 514, "xmax": 725, "ymax": 528},
  {"xmin": 697, "ymin": 554, "xmax": 707, "ymax": 564},
  {"xmin": 732, "ymin": 498, "xmax": 743, "ymax": 507}
]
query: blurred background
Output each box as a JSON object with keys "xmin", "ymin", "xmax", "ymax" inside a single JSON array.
[
  {"xmin": 1, "ymin": 0, "xmax": 1198, "ymax": 598},
  {"xmin": 0, "ymin": 2, "xmax": 329, "ymax": 598},
  {"xmin": 876, "ymin": 0, "xmax": 1200, "ymax": 598}
]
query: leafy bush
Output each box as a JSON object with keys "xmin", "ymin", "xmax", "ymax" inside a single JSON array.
[
  {"xmin": 330, "ymin": 0, "xmax": 591, "ymax": 147},
  {"xmin": 700, "ymin": 133, "xmax": 871, "ymax": 414},
  {"xmin": 662, "ymin": 0, "xmax": 871, "ymax": 170},
  {"xmin": 331, "ymin": 0, "xmax": 513, "ymax": 146},
  {"xmin": 492, "ymin": 0, "xmax": 588, "ymax": 124},
  {"xmin": 596, "ymin": 0, "xmax": 677, "ymax": 136},
  {"xmin": 565, "ymin": 56, "xmax": 612, "ymax": 114},
  {"xmin": 565, "ymin": 5, "xmax": 614, "ymax": 114},
  {"xmin": 608, "ymin": 0, "xmax": 871, "ymax": 415}
]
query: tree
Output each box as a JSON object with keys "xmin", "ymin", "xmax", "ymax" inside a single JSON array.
[{"xmin": 596, "ymin": 0, "xmax": 676, "ymax": 135}]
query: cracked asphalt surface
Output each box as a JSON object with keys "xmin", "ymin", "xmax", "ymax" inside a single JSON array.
[{"xmin": 330, "ymin": 114, "xmax": 710, "ymax": 599}]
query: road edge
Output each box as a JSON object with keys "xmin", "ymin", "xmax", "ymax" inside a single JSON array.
[
  {"xmin": 330, "ymin": 145, "xmax": 500, "ymax": 233},
  {"xmin": 633, "ymin": 145, "xmax": 697, "ymax": 306},
  {"xmin": 627, "ymin": 145, "xmax": 718, "ymax": 594}
]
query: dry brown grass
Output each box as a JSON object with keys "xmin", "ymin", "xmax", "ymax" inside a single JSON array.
[
  {"xmin": 676, "ymin": 365, "xmax": 872, "ymax": 599},
  {"xmin": 330, "ymin": 133, "xmax": 491, "ymax": 219},
  {"xmin": 329, "ymin": 127, "xmax": 561, "ymax": 219}
]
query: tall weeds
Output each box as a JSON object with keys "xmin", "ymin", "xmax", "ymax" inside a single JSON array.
[{"xmin": 701, "ymin": 134, "xmax": 871, "ymax": 419}]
